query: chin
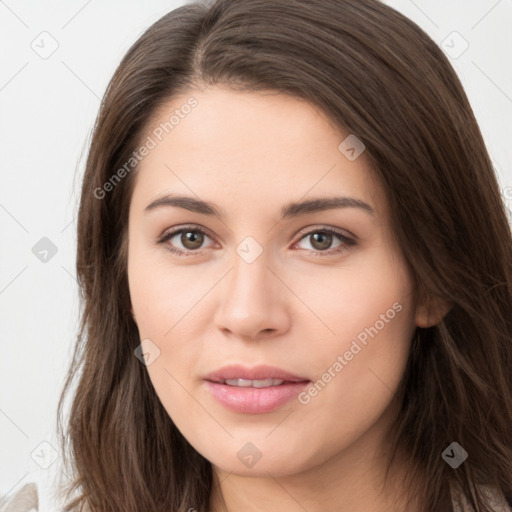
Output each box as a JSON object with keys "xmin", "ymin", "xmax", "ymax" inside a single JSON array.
[{"xmin": 201, "ymin": 440, "xmax": 319, "ymax": 478}]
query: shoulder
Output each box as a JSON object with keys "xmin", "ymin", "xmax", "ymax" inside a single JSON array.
[{"xmin": 451, "ymin": 484, "xmax": 512, "ymax": 512}]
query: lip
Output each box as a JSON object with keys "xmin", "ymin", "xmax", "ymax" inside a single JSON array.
[
  {"xmin": 203, "ymin": 364, "xmax": 310, "ymax": 414},
  {"xmin": 204, "ymin": 364, "xmax": 309, "ymax": 383},
  {"xmin": 204, "ymin": 381, "xmax": 309, "ymax": 413}
]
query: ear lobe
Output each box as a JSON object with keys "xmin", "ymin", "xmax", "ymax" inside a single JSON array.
[
  {"xmin": 414, "ymin": 295, "xmax": 452, "ymax": 328},
  {"xmin": 130, "ymin": 306, "xmax": 137, "ymax": 324}
]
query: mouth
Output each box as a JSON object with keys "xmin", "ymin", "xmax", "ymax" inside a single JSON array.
[
  {"xmin": 204, "ymin": 364, "xmax": 310, "ymax": 384},
  {"xmin": 210, "ymin": 378, "xmax": 308, "ymax": 388},
  {"xmin": 203, "ymin": 365, "xmax": 311, "ymax": 413}
]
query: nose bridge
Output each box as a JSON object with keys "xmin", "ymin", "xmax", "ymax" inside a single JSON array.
[
  {"xmin": 214, "ymin": 237, "xmax": 289, "ymax": 338},
  {"xmin": 226, "ymin": 243, "xmax": 275, "ymax": 311}
]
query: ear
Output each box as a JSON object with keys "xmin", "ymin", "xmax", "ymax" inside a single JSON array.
[
  {"xmin": 414, "ymin": 294, "xmax": 452, "ymax": 328},
  {"xmin": 130, "ymin": 305, "xmax": 137, "ymax": 324}
]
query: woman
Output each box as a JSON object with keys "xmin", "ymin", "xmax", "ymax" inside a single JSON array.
[{"xmin": 3, "ymin": 0, "xmax": 511, "ymax": 510}]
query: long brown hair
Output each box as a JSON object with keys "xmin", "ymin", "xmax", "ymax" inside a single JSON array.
[{"xmin": 57, "ymin": 0, "xmax": 512, "ymax": 510}]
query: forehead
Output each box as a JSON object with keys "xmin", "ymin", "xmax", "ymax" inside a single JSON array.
[{"xmin": 129, "ymin": 85, "xmax": 384, "ymax": 218}]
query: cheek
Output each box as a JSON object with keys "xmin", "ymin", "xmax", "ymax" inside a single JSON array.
[
  {"xmin": 290, "ymin": 242, "xmax": 415, "ymax": 353},
  {"xmin": 128, "ymin": 245, "xmax": 208, "ymax": 339},
  {"xmin": 127, "ymin": 252, "xmax": 207, "ymax": 427},
  {"xmin": 127, "ymin": 244, "xmax": 214, "ymax": 406},
  {"xmin": 299, "ymin": 312, "xmax": 413, "ymax": 465},
  {"xmin": 293, "ymin": 247, "xmax": 416, "ymax": 425}
]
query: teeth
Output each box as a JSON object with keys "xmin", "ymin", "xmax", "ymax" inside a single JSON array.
[{"xmin": 224, "ymin": 378, "xmax": 285, "ymax": 388}]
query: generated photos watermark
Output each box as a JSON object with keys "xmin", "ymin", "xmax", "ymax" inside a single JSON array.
[
  {"xmin": 94, "ymin": 96, "xmax": 198, "ymax": 200},
  {"xmin": 298, "ymin": 301, "xmax": 403, "ymax": 404}
]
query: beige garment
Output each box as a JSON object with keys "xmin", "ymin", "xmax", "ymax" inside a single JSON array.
[{"xmin": 0, "ymin": 483, "xmax": 38, "ymax": 512}]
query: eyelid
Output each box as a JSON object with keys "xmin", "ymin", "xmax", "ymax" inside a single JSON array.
[{"xmin": 295, "ymin": 224, "xmax": 357, "ymax": 240}]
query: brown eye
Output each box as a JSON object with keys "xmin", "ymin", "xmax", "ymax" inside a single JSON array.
[
  {"xmin": 158, "ymin": 226, "xmax": 213, "ymax": 256},
  {"xmin": 295, "ymin": 227, "xmax": 356, "ymax": 256},
  {"xmin": 309, "ymin": 232, "xmax": 333, "ymax": 251},
  {"xmin": 180, "ymin": 230, "xmax": 205, "ymax": 250}
]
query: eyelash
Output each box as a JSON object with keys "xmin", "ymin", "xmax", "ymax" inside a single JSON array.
[{"xmin": 157, "ymin": 225, "xmax": 357, "ymax": 258}]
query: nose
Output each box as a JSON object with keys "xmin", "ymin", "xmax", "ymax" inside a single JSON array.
[{"xmin": 213, "ymin": 250, "xmax": 291, "ymax": 341}]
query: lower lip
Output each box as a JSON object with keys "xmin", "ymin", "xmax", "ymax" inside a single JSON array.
[{"xmin": 204, "ymin": 380, "xmax": 310, "ymax": 414}]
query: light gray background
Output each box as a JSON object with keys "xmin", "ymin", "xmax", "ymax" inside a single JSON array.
[{"xmin": 1, "ymin": 0, "xmax": 511, "ymax": 500}]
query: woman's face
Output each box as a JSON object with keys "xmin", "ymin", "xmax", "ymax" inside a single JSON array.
[{"xmin": 127, "ymin": 85, "xmax": 422, "ymax": 477}]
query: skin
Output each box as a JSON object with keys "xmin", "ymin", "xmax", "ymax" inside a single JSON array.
[{"xmin": 127, "ymin": 85, "xmax": 446, "ymax": 512}]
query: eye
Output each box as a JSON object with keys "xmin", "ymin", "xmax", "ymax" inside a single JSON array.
[
  {"xmin": 157, "ymin": 225, "xmax": 356, "ymax": 257},
  {"xmin": 293, "ymin": 227, "xmax": 356, "ymax": 256},
  {"xmin": 157, "ymin": 226, "xmax": 214, "ymax": 256}
]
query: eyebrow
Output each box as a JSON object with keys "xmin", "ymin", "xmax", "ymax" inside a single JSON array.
[{"xmin": 144, "ymin": 194, "xmax": 375, "ymax": 219}]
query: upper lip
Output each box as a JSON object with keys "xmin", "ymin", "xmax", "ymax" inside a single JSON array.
[{"xmin": 204, "ymin": 365, "xmax": 310, "ymax": 383}]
